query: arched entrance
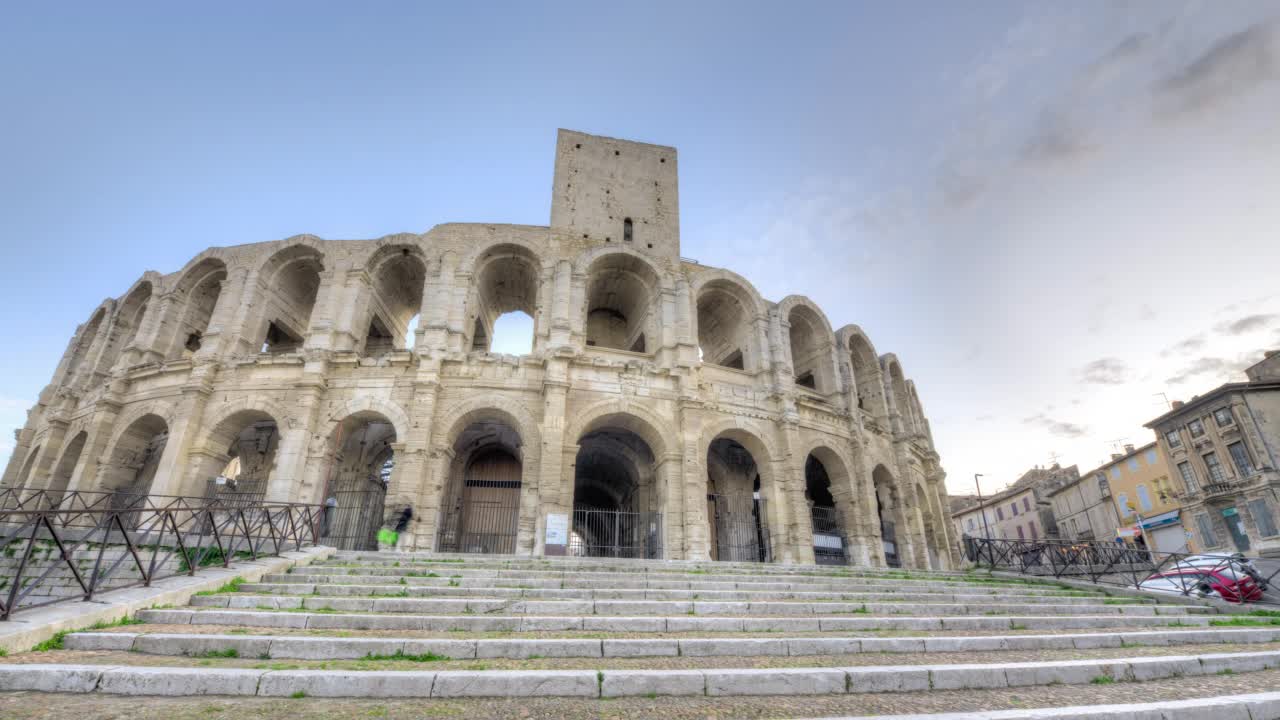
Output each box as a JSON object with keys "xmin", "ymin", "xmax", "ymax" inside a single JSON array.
[
  {"xmin": 48, "ymin": 431, "xmax": 88, "ymax": 505},
  {"xmin": 437, "ymin": 419, "xmax": 522, "ymax": 554},
  {"xmin": 570, "ymin": 425, "xmax": 662, "ymax": 559},
  {"xmin": 100, "ymin": 414, "xmax": 169, "ymax": 513},
  {"xmin": 805, "ymin": 453, "xmax": 849, "ymax": 565},
  {"xmin": 189, "ymin": 410, "xmax": 281, "ymax": 504},
  {"xmin": 873, "ymin": 464, "xmax": 904, "ymax": 567},
  {"xmin": 320, "ymin": 412, "xmax": 396, "ymax": 551},
  {"xmin": 706, "ymin": 437, "xmax": 771, "ymax": 562}
]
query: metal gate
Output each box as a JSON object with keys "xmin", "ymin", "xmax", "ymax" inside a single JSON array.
[
  {"xmin": 320, "ymin": 488, "xmax": 385, "ymax": 551},
  {"xmin": 881, "ymin": 519, "xmax": 901, "ymax": 568},
  {"xmin": 707, "ymin": 494, "xmax": 771, "ymax": 563},
  {"xmin": 570, "ymin": 508, "xmax": 662, "ymax": 559},
  {"xmin": 435, "ymin": 449, "xmax": 522, "ymax": 555},
  {"xmin": 810, "ymin": 505, "xmax": 848, "ymax": 565}
]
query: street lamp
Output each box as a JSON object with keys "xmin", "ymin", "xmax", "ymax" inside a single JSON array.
[{"xmin": 975, "ymin": 473, "xmax": 992, "ymax": 540}]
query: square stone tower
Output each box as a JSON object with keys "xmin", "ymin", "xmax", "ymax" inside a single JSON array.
[{"xmin": 550, "ymin": 129, "xmax": 680, "ymax": 260}]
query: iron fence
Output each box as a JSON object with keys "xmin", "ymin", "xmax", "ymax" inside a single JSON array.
[
  {"xmin": 962, "ymin": 535, "xmax": 1280, "ymax": 606},
  {"xmin": 0, "ymin": 494, "xmax": 320, "ymax": 620},
  {"xmin": 320, "ymin": 489, "xmax": 385, "ymax": 551},
  {"xmin": 810, "ymin": 505, "xmax": 848, "ymax": 566},
  {"xmin": 435, "ymin": 499, "xmax": 520, "ymax": 555},
  {"xmin": 570, "ymin": 508, "xmax": 662, "ymax": 559},
  {"xmin": 708, "ymin": 494, "xmax": 771, "ymax": 563}
]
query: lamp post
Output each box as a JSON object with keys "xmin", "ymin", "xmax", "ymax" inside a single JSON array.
[{"xmin": 975, "ymin": 473, "xmax": 992, "ymax": 540}]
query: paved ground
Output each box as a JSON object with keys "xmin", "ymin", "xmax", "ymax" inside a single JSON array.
[{"xmin": 3, "ymin": 667, "xmax": 1279, "ymax": 720}]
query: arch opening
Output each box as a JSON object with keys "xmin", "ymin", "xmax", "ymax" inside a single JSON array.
[
  {"xmin": 365, "ymin": 248, "xmax": 426, "ymax": 355},
  {"xmin": 103, "ymin": 282, "xmax": 153, "ymax": 371},
  {"xmin": 258, "ymin": 248, "xmax": 323, "ymax": 353},
  {"xmin": 886, "ymin": 361, "xmax": 916, "ymax": 434},
  {"xmin": 99, "ymin": 414, "xmax": 169, "ymax": 507},
  {"xmin": 320, "ymin": 412, "xmax": 397, "ymax": 550},
  {"xmin": 570, "ymin": 425, "xmax": 661, "ymax": 559},
  {"xmin": 48, "ymin": 431, "xmax": 88, "ymax": 504},
  {"xmin": 787, "ymin": 306, "xmax": 833, "ymax": 394},
  {"xmin": 63, "ymin": 309, "xmax": 106, "ymax": 385},
  {"xmin": 190, "ymin": 410, "xmax": 281, "ymax": 503},
  {"xmin": 15, "ymin": 445, "xmax": 42, "ymax": 493},
  {"xmin": 706, "ymin": 437, "xmax": 771, "ymax": 563},
  {"xmin": 849, "ymin": 334, "xmax": 886, "ymax": 417},
  {"xmin": 697, "ymin": 281, "xmax": 754, "ymax": 371},
  {"xmin": 470, "ymin": 247, "xmax": 539, "ymax": 355},
  {"xmin": 873, "ymin": 465, "xmax": 904, "ymax": 568},
  {"xmin": 585, "ymin": 254, "xmax": 658, "ymax": 353},
  {"xmin": 806, "ymin": 453, "xmax": 849, "ymax": 565},
  {"xmin": 437, "ymin": 419, "xmax": 523, "ymax": 555},
  {"xmin": 170, "ymin": 259, "xmax": 228, "ymax": 359}
]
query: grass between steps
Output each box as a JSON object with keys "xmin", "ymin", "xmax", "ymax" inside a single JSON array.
[
  {"xmin": 31, "ymin": 615, "xmax": 146, "ymax": 652},
  {"xmin": 194, "ymin": 576, "xmax": 246, "ymax": 596},
  {"xmin": 361, "ymin": 649, "xmax": 449, "ymax": 662}
]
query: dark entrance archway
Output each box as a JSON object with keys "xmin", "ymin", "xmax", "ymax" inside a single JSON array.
[
  {"xmin": 437, "ymin": 419, "xmax": 523, "ymax": 555},
  {"xmin": 570, "ymin": 426, "xmax": 662, "ymax": 559},
  {"xmin": 706, "ymin": 437, "xmax": 770, "ymax": 562}
]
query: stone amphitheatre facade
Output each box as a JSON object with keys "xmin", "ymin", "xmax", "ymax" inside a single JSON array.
[{"xmin": 2, "ymin": 129, "xmax": 956, "ymax": 569}]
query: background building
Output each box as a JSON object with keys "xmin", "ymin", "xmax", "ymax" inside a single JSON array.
[
  {"xmin": 1047, "ymin": 466, "xmax": 1122, "ymax": 545},
  {"xmin": 1092, "ymin": 442, "xmax": 1188, "ymax": 553},
  {"xmin": 1146, "ymin": 351, "xmax": 1280, "ymax": 557},
  {"xmin": 952, "ymin": 464, "xmax": 1077, "ymax": 542}
]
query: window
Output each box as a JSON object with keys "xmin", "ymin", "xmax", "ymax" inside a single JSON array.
[
  {"xmin": 1178, "ymin": 462, "xmax": 1198, "ymax": 493},
  {"xmin": 1165, "ymin": 430, "xmax": 1182, "ymax": 449},
  {"xmin": 1228, "ymin": 442, "xmax": 1254, "ymax": 477},
  {"xmin": 1248, "ymin": 499, "xmax": 1279, "ymax": 538},
  {"xmin": 996, "ymin": 506, "xmax": 1004, "ymax": 521},
  {"xmin": 1028, "ymin": 520, "xmax": 1037, "ymax": 540},
  {"xmin": 1117, "ymin": 493, "xmax": 1130, "ymax": 517},
  {"xmin": 1111, "ymin": 466, "xmax": 1122, "ymax": 480},
  {"xmin": 1127, "ymin": 457, "xmax": 1140, "ymax": 472},
  {"xmin": 1203, "ymin": 452, "xmax": 1226, "ymax": 484},
  {"xmin": 1023, "ymin": 497, "xmax": 1031, "ymax": 512},
  {"xmin": 1011, "ymin": 501, "xmax": 1019, "ymax": 517},
  {"xmin": 1136, "ymin": 484, "xmax": 1153, "ymax": 512},
  {"xmin": 1016, "ymin": 525, "xmax": 1025, "ymax": 540},
  {"xmin": 967, "ymin": 518, "xmax": 975, "ymax": 531},
  {"xmin": 1196, "ymin": 513, "xmax": 1220, "ymax": 548},
  {"xmin": 1145, "ymin": 449, "xmax": 1158, "ymax": 466},
  {"xmin": 1213, "ymin": 407, "xmax": 1234, "ymax": 427},
  {"xmin": 1096, "ymin": 473, "xmax": 1110, "ymax": 495},
  {"xmin": 623, "ymin": 217, "xmax": 634, "ymax": 243},
  {"xmin": 1188, "ymin": 419, "xmax": 1205, "ymax": 438}
]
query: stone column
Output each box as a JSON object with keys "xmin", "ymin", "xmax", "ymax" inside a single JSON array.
[
  {"xmin": 146, "ymin": 373, "xmax": 215, "ymax": 498},
  {"xmin": 270, "ymin": 374, "xmax": 326, "ymax": 503},
  {"xmin": 779, "ymin": 422, "xmax": 816, "ymax": 565}
]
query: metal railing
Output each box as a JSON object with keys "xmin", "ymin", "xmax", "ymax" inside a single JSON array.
[
  {"xmin": 570, "ymin": 508, "xmax": 662, "ymax": 559},
  {"xmin": 962, "ymin": 535, "xmax": 1280, "ymax": 606},
  {"xmin": 708, "ymin": 494, "xmax": 771, "ymax": 563},
  {"xmin": 0, "ymin": 491, "xmax": 320, "ymax": 620},
  {"xmin": 435, "ymin": 500, "xmax": 520, "ymax": 555}
]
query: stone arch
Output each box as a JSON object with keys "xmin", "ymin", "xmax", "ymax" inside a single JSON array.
[
  {"xmin": 319, "ymin": 408, "xmax": 400, "ymax": 550},
  {"xmin": 581, "ymin": 248, "xmax": 665, "ymax": 353},
  {"xmin": 60, "ymin": 305, "xmax": 109, "ymax": 386},
  {"xmin": 166, "ymin": 257, "xmax": 229, "ymax": 359},
  {"xmin": 779, "ymin": 295, "xmax": 838, "ymax": 395},
  {"xmin": 803, "ymin": 443, "xmax": 856, "ymax": 565},
  {"xmin": 322, "ymin": 397, "xmax": 412, "ymax": 448},
  {"xmin": 435, "ymin": 401, "xmax": 536, "ymax": 555},
  {"xmin": 464, "ymin": 243, "xmax": 542, "ymax": 354},
  {"xmin": 362, "ymin": 243, "xmax": 428, "ymax": 353},
  {"xmin": 253, "ymin": 243, "xmax": 326, "ymax": 353},
  {"xmin": 48, "ymin": 430, "xmax": 89, "ymax": 501},
  {"xmin": 186, "ymin": 398, "xmax": 290, "ymax": 498},
  {"xmin": 881, "ymin": 354, "xmax": 916, "ymax": 434},
  {"xmin": 564, "ymin": 398, "xmax": 675, "ymax": 461},
  {"xmin": 838, "ymin": 325, "xmax": 888, "ymax": 420},
  {"xmin": 907, "ymin": 380, "xmax": 929, "ymax": 439},
  {"xmin": 694, "ymin": 275, "xmax": 765, "ymax": 372},
  {"xmin": 14, "ymin": 445, "xmax": 41, "ymax": 492},
  {"xmin": 872, "ymin": 463, "xmax": 907, "ymax": 568},
  {"xmin": 98, "ymin": 413, "xmax": 169, "ymax": 498},
  {"xmin": 99, "ymin": 278, "xmax": 155, "ymax": 372},
  {"xmin": 702, "ymin": 422, "xmax": 778, "ymax": 563}
]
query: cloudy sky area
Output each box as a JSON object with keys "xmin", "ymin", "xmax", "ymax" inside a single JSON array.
[{"xmin": 1, "ymin": 1, "xmax": 1278, "ymax": 495}]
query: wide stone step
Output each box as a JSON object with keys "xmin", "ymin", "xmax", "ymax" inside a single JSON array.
[
  {"xmin": 306, "ymin": 563, "xmax": 1055, "ymax": 591},
  {"xmin": 267, "ymin": 572, "xmax": 1101, "ymax": 597},
  {"xmin": 136, "ymin": 608, "xmax": 1211, "ymax": 632},
  {"xmin": 6, "ymin": 649, "xmax": 1280, "ymax": 697},
  {"xmin": 828, "ymin": 691, "xmax": 1280, "ymax": 720},
  {"xmin": 191, "ymin": 592, "xmax": 1184, "ymax": 617},
  {"xmin": 63, "ymin": 627, "xmax": 1280, "ymax": 660}
]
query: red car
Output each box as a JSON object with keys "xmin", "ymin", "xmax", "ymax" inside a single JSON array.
[{"xmin": 1137, "ymin": 567, "xmax": 1263, "ymax": 603}]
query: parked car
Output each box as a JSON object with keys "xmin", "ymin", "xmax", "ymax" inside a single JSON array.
[
  {"xmin": 1169, "ymin": 554, "xmax": 1269, "ymax": 591},
  {"xmin": 1135, "ymin": 567, "xmax": 1263, "ymax": 603}
]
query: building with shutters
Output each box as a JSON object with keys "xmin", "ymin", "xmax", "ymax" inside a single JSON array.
[{"xmin": 1146, "ymin": 351, "xmax": 1280, "ymax": 557}]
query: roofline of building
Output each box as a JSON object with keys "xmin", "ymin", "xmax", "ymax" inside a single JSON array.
[{"xmin": 1144, "ymin": 381, "xmax": 1280, "ymax": 428}]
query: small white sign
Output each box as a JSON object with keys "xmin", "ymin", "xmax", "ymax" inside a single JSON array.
[
  {"xmin": 545, "ymin": 513, "xmax": 569, "ymax": 546},
  {"xmin": 813, "ymin": 534, "xmax": 843, "ymax": 550}
]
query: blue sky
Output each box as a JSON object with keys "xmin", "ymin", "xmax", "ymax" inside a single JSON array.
[{"xmin": 2, "ymin": 2, "xmax": 1279, "ymax": 494}]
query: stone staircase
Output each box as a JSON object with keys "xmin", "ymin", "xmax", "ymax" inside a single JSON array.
[{"xmin": 4, "ymin": 551, "xmax": 1280, "ymax": 718}]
